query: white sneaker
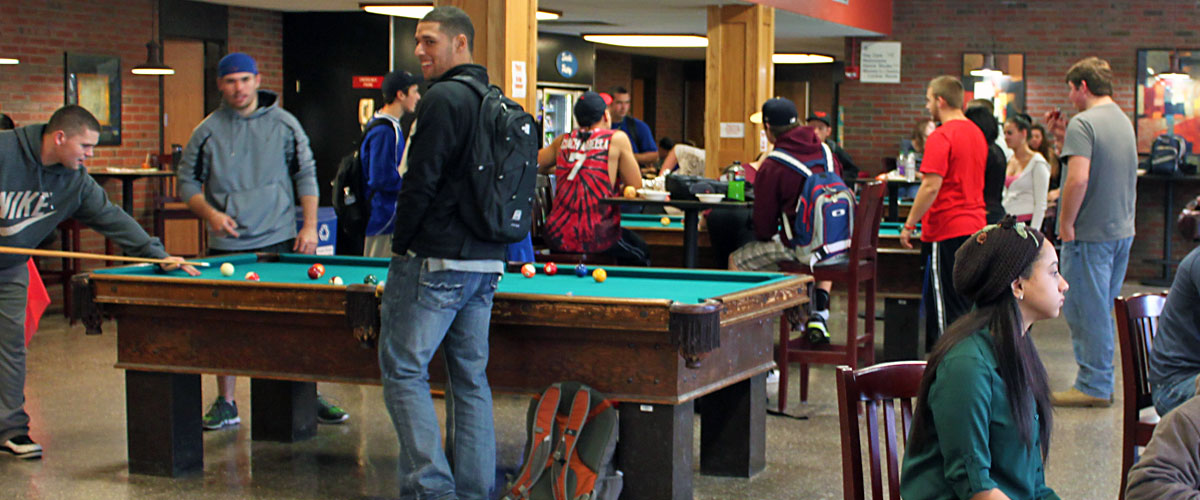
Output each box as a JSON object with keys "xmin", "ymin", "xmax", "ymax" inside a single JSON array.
[{"xmin": 2, "ymin": 435, "xmax": 42, "ymax": 459}]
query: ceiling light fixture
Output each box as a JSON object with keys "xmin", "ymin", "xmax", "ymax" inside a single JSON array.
[
  {"xmin": 0, "ymin": 58, "xmax": 18, "ymax": 65},
  {"xmin": 361, "ymin": 4, "xmax": 560, "ymax": 20},
  {"xmin": 582, "ymin": 34, "xmax": 708, "ymax": 48},
  {"xmin": 773, "ymin": 53, "xmax": 834, "ymax": 64},
  {"xmin": 131, "ymin": 0, "xmax": 174, "ymax": 75},
  {"xmin": 970, "ymin": 53, "xmax": 1003, "ymax": 78}
]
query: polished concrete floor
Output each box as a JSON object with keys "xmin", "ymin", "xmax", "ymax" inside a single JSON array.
[{"xmin": 0, "ymin": 281, "xmax": 1160, "ymax": 499}]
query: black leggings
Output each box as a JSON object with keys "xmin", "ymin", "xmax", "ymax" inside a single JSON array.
[{"xmin": 706, "ymin": 207, "xmax": 756, "ymax": 268}]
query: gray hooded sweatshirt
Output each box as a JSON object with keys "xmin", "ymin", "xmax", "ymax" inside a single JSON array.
[
  {"xmin": 176, "ymin": 90, "xmax": 318, "ymax": 251},
  {"xmin": 0, "ymin": 124, "xmax": 167, "ymax": 271},
  {"xmin": 1126, "ymin": 381, "xmax": 1200, "ymax": 499}
]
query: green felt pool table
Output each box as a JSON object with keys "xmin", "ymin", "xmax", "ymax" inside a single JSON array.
[
  {"xmin": 75, "ymin": 253, "xmax": 811, "ymax": 500},
  {"xmin": 620, "ymin": 214, "xmax": 714, "ymax": 268}
]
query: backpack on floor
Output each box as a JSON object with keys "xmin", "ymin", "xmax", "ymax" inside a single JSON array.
[
  {"xmin": 450, "ymin": 75, "xmax": 539, "ymax": 243},
  {"xmin": 502, "ymin": 381, "xmax": 623, "ymax": 500},
  {"xmin": 1148, "ymin": 133, "xmax": 1191, "ymax": 176},
  {"xmin": 331, "ymin": 118, "xmax": 394, "ymax": 240},
  {"xmin": 769, "ymin": 143, "xmax": 855, "ymax": 266}
]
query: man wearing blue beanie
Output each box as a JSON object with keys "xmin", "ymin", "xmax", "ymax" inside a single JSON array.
[{"xmin": 176, "ymin": 52, "xmax": 349, "ymax": 429}]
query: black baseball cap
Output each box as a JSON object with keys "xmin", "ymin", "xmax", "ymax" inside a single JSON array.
[
  {"xmin": 750, "ymin": 98, "xmax": 798, "ymax": 127},
  {"xmin": 382, "ymin": 70, "xmax": 422, "ymax": 99},
  {"xmin": 805, "ymin": 114, "xmax": 831, "ymax": 127},
  {"xmin": 574, "ymin": 91, "xmax": 611, "ymax": 126}
]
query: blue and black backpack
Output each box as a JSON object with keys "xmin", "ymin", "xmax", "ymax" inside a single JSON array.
[{"xmin": 768, "ymin": 143, "xmax": 855, "ymax": 266}]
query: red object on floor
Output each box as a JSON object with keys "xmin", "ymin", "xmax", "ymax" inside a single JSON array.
[{"xmin": 25, "ymin": 258, "xmax": 50, "ymax": 346}]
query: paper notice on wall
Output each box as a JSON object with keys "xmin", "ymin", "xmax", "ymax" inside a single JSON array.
[
  {"xmin": 512, "ymin": 61, "xmax": 527, "ymax": 99},
  {"xmin": 860, "ymin": 41, "xmax": 901, "ymax": 83},
  {"xmin": 720, "ymin": 122, "xmax": 745, "ymax": 138}
]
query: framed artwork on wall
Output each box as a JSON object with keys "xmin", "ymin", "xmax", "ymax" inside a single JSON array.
[
  {"xmin": 962, "ymin": 53, "xmax": 1025, "ymax": 122},
  {"xmin": 64, "ymin": 53, "xmax": 122, "ymax": 146},
  {"xmin": 1135, "ymin": 48, "xmax": 1198, "ymax": 154}
]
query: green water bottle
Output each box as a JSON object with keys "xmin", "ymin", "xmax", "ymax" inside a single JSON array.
[{"xmin": 727, "ymin": 178, "xmax": 745, "ymax": 201}]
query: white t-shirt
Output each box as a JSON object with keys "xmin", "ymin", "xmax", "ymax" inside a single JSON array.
[{"xmin": 1001, "ymin": 152, "xmax": 1050, "ymax": 229}]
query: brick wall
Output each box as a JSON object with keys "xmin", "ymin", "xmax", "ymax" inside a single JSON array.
[
  {"xmin": 0, "ymin": 1, "xmax": 282, "ymax": 303},
  {"xmin": 840, "ymin": 0, "xmax": 1200, "ymax": 280}
]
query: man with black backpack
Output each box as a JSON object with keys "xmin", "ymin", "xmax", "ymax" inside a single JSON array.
[
  {"xmin": 380, "ymin": 6, "xmax": 537, "ymax": 500},
  {"xmin": 360, "ymin": 70, "xmax": 421, "ymax": 257}
]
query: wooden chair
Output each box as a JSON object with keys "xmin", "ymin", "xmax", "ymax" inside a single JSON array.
[
  {"xmin": 1115, "ymin": 292, "xmax": 1168, "ymax": 500},
  {"xmin": 836, "ymin": 361, "xmax": 926, "ymax": 500},
  {"xmin": 776, "ymin": 181, "xmax": 886, "ymax": 410}
]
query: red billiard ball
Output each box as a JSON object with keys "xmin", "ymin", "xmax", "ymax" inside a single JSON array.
[
  {"xmin": 308, "ymin": 263, "xmax": 325, "ymax": 280},
  {"xmin": 244, "ymin": 271, "xmax": 260, "ymax": 281},
  {"xmin": 521, "ymin": 263, "xmax": 536, "ymax": 278},
  {"xmin": 543, "ymin": 262, "xmax": 558, "ymax": 276}
]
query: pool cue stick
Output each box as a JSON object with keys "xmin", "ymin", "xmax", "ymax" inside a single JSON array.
[{"xmin": 0, "ymin": 246, "xmax": 211, "ymax": 267}]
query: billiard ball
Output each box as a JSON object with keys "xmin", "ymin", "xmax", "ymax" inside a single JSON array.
[
  {"xmin": 521, "ymin": 263, "xmax": 536, "ymax": 278},
  {"xmin": 329, "ymin": 276, "xmax": 343, "ymax": 285},
  {"xmin": 574, "ymin": 264, "xmax": 587, "ymax": 277},
  {"xmin": 592, "ymin": 268, "xmax": 607, "ymax": 283},
  {"xmin": 219, "ymin": 262, "xmax": 234, "ymax": 277},
  {"xmin": 244, "ymin": 271, "xmax": 260, "ymax": 281},
  {"xmin": 543, "ymin": 262, "xmax": 558, "ymax": 276},
  {"xmin": 308, "ymin": 263, "xmax": 325, "ymax": 280},
  {"xmin": 660, "ymin": 217, "xmax": 671, "ymax": 226},
  {"xmin": 363, "ymin": 274, "xmax": 378, "ymax": 285},
  {"xmin": 623, "ymin": 185, "xmax": 637, "ymax": 198}
]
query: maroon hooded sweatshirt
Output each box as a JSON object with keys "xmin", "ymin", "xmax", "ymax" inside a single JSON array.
[{"xmin": 752, "ymin": 125, "xmax": 842, "ymax": 244}]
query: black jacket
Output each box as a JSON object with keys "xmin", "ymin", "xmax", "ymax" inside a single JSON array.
[{"xmin": 391, "ymin": 64, "xmax": 507, "ymax": 260}]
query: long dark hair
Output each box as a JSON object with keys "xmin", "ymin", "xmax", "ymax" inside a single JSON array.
[{"xmin": 908, "ymin": 264, "xmax": 1053, "ymax": 460}]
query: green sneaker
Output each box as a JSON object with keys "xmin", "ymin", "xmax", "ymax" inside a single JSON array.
[
  {"xmin": 806, "ymin": 316, "xmax": 830, "ymax": 345},
  {"xmin": 202, "ymin": 396, "xmax": 240, "ymax": 430},
  {"xmin": 317, "ymin": 394, "xmax": 349, "ymax": 424}
]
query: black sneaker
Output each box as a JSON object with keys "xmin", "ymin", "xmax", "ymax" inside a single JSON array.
[
  {"xmin": 2, "ymin": 435, "xmax": 42, "ymax": 459},
  {"xmin": 806, "ymin": 316, "xmax": 830, "ymax": 345},
  {"xmin": 202, "ymin": 396, "xmax": 240, "ymax": 430}
]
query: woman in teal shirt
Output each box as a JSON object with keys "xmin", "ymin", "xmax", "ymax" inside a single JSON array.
[{"xmin": 901, "ymin": 217, "xmax": 1068, "ymax": 500}]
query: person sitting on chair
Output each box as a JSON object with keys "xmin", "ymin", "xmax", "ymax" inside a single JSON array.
[
  {"xmin": 536, "ymin": 92, "xmax": 648, "ymax": 265},
  {"xmin": 901, "ymin": 216, "xmax": 1066, "ymax": 500}
]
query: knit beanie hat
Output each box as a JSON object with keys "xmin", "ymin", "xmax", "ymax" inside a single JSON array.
[{"xmin": 953, "ymin": 215, "xmax": 1046, "ymax": 306}]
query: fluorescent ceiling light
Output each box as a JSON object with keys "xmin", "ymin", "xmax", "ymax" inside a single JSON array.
[
  {"xmin": 363, "ymin": 4, "xmax": 560, "ymax": 20},
  {"xmin": 773, "ymin": 53, "xmax": 834, "ymax": 64},
  {"xmin": 0, "ymin": 58, "xmax": 18, "ymax": 65},
  {"xmin": 583, "ymin": 35, "xmax": 707, "ymax": 48}
]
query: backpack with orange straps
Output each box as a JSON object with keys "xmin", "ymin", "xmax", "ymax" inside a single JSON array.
[{"xmin": 502, "ymin": 381, "xmax": 623, "ymax": 500}]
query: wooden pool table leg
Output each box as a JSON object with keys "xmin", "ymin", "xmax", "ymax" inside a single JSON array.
[
  {"xmin": 699, "ymin": 373, "xmax": 766, "ymax": 477},
  {"xmin": 125, "ymin": 370, "xmax": 203, "ymax": 477},
  {"xmin": 250, "ymin": 379, "xmax": 317, "ymax": 442},
  {"xmin": 617, "ymin": 400, "xmax": 694, "ymax": 500}
]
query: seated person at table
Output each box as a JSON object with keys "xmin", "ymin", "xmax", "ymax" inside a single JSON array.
[
  {"xmin": 0, "ymin": 105, "xmax": 198, "ymax": 459},
  {"xmin": 901, "ymin": 217, "xmax": 1065, "ymax": 500},
  {"xmin": 729, "ymin": 97, "xmax": 840, "ymax": 341},
  {"xmin": 1125, "ymin": 379, "xmax": 1200, "ymax": 499},
  {"xmin": 537, "ymin": 91, "xmax": 649, "ymax": 265},
  {"xmin": 1147, "ymin": 200, "xmax": 1200, "ymax": 416},
  {"xmin": 657, "ymin": 141, "xmax": 706, "ymax": 177},
  {"xmin": 806, "ymin": 113, "xmax": 859, "ymax": 186}
]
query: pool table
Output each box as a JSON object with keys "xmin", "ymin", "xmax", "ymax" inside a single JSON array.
[
  {"xmin": 621, "ymin": 214, "xmax": 714, "ymax": 268},
  {"xmin": 73, "ymin": 253, "xmax": 810, "ymax": 500}
]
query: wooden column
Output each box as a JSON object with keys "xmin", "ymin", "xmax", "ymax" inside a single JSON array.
[
  {"xmin": 436, "ymin": 0, "xmax": 538, "ymax": 113},
  {"xmin": 704, "ymin": 4, "xmax": 774, "ymax": 179}
]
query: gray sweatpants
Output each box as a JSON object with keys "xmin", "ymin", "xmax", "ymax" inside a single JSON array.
[{"xmin": 0, "ymin": 263, "xmax": 30, "ymax": 442}]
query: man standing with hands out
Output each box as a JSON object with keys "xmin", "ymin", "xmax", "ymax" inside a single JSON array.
[
  {"xmin": 900, "ymin": 76, "xmax": 988, "ymax": 350},
  {"xmin": 177, "ymin": 53, "xmax": 346, "ymax": 429},
  {"xmin": 1044, "ymin": 57, "xmax": 1137, "ymax": 408}
]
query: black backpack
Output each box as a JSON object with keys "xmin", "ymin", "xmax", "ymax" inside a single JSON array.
[
  {"xmin": 1147, "ymin": 133, "xmax": 1191, "ymax": 176},
  {"xmin": 331, "ymin": 118, "xmax": 394, "ymax": 237},
  {"xmin": 450, "ymin": 75, "xmax": 539, "ymax": 243}
]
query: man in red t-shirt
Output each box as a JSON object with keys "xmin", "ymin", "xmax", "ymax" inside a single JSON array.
[{"xmin": 900, "ymin": 75, "xmax": 988, "ymax": 349}]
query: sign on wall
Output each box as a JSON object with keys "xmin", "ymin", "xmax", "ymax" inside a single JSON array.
[{"xmin": 860, "ymin": 41, "xmax": 901, "ymax": 83}]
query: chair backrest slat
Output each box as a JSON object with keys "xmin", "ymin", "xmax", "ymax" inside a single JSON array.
[
  {"xmin": 850, "ymin": 182, "xmax": 886, "ymax": 261},
  {"xmin": 1116, "ymin": 293, "xmax": 1167, "ymax": 412},
  {"xmin": 837, "ymin": 361, "xmax": 927, "ymax": 500}
]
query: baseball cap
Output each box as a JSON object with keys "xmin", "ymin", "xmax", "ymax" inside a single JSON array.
[
  {"xmin": 218, "ymin": 53, "xmax": 258, "ymax": 77},
  {"xmin": 382, "ymin": 70, "xmax": 422, "ymax": 99},
  {"xmin": 749, "ymin": 98, "xmax": 798, "ymax": 127},
  {"xmin": 574, "ymin": 92, "xmax": 610, "ymax": 126},
  {"xmin": 805, "ymin": 113, "xmax": 831, "ymax": 127}
]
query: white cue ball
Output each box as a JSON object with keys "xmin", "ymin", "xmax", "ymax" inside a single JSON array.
[{"xmin": 219, "ymin": 263, "xmax": 234, "ymax": 277}]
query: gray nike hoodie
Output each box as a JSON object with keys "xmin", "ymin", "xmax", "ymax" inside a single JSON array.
[{"xmin": 0, "ymin": 124, "xmax": 167, "ymax": 270}]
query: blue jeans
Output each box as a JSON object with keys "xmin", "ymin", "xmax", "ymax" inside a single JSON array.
[
  {"xmin": 1152, "ymin": 373, "xmax": 1200, "ymax": 417},
  {"xmin": 1060, "ymin": 237, "xmax": 1133, "ymax": 399},
  {"xmin": 379, "ymin": 255, "xmax": 499, "ymax": 500}
]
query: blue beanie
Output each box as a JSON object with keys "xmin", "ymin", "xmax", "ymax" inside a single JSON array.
[{"xmin": 218, "ymin": 53, "xmax": 258, "ymax": 77}]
